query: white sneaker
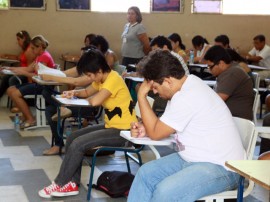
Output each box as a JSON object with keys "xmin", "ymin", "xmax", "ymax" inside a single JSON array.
[{"xmin": 38, "ymin": 181, "xmax": 60, "ymax": 198}]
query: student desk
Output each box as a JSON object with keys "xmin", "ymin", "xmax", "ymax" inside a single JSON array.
[
  {"xmin": 0, "ymin": 58, "xmax": 20, "ymax": 66},
  {"xmin": 188, "ymin": 63, "xmax": 208, "ymax": 78},
  {"xmin": 203, "ymin": 80, "xmax": 216, "ymax": 87},
  {"xmin": 52, "ymin": 95, "xmax": 90, "ymax": 153},
  {"xmin": 248, "ymin": 64, "xmax": 268, "ymax": 71},
  {"xmin": 60, "ymin": 54, "xmax": 80, "ymax": 70},
  {"xmin": 120, "ymin": 130, "xmax": 174, "ymax": 159},
  {"xmin": 27, "ymin": 76, "xmax": 65, "ymax": 130},
  {"xmin": 225, "ymin": 160, "xmax": 270, "ymax": 202}
]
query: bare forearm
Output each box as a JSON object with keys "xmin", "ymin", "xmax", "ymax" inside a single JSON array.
[
  {"xmin": 138, "ymin": 95, "xmax": 160, "ymax": 139},
  {"xmin": 43, "ymin": 75, "xmax": 90, "ymax": 86},
  {"xmin": 246, "ymin": 55, "xmax": 262, "ymax": 63}
]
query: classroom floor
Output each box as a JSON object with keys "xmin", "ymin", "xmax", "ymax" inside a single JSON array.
[{"xmin": 0, "ymin": 106, "xmax": 269, "ymax": 202}]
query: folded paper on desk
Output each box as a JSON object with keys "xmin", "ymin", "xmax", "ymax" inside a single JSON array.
[
  {"xmin": 56, "ymin": 97, "xmax": 89, "ymax": 106},
  {"xmin": 38, "ymin": 62, "xmax": 66, "ymax": 77},
  {"xmin": 120, "ymin": 130, "xmax": 174, "ymax": 146}
]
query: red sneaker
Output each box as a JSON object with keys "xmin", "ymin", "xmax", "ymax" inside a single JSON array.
[
  {"xmin": 51, "ymin": 181, "xmax": 79, "ymax": 197},
  {"xmin": 38, "ymin": 181, "xmax": 60, "ymax": 198}
]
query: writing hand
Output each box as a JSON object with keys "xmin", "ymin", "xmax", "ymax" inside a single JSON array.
[
  {"xmin": 61, "ymin": 90, "xmax": 75, "ymax": 99},
  {"xmin": 130, "ymin": 122, "xmax": 146, "ymax": 138}
]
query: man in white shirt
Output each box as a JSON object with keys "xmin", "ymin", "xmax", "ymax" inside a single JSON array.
[
  {"xmin": 246, "ymin": 34, "xmax": 270, "ymax": 80},
  {"xmin": 127, "ymin": 50, "xmax": 245, "ymax": 202}
]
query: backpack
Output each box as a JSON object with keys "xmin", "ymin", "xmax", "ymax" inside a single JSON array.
[{"xmin": 92, "ymin": 171, "xmax": 135, "ymax": 198}]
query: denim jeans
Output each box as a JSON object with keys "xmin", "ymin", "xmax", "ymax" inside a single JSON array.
[{"xmin": 128, "ymin": 153, "xmax": 240, "ymax": 202}]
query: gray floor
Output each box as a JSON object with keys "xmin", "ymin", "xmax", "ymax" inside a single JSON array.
[{"xmin": 0, "ymin": 107, "xmax": 269, "ymax": 202}]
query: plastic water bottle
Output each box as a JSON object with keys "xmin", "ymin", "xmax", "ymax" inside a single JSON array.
[
  {"xmin": 65, "ymin": 125, "xmax": 72, "ymax": 137},
  {"xmin": 14, "ymin": 113, "xmax": 20, "ymax": 131},
  {"xmin": 189, "ymin": 50, "xmax": 194, "ymax": 64}
]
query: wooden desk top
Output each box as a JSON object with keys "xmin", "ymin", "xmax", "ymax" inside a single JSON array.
[
  {"xmin": 225, "ymin": 160, "xmax": 270, "ymax": 190},
  {"xmin": 60, "ymin": 55, "xmax": 80, "ymax": 63},
  {"xmin": 0, "ymin": 58, "xmax": 20, "ymax": 64}
]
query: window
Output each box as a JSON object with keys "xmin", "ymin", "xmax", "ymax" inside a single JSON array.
[
  {"xmin": 192, "ymin": 0, "xmax": 270, "ymax": 15},
  {"xmin": 0, "ymin": 0, "xmax": 8, "ymax": 9},
  {"xmin": 91, "ymin": 0, "xmax": 151, "ymax": 13},
  {"xmin": 223, "ymin": 0, "xmax": 270, "ymax": 15},
  {"xmin": 193, "ymin": 0, "xmax": 222, "ymax": 14}
]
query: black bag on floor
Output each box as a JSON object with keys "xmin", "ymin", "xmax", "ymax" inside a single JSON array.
[{"xmin": 92, "ymin": 171, "xmax": 135, "ymax": 198}]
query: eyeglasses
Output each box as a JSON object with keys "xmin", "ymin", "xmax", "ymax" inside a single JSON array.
[{"xmin": 208, "ymin": 62, "xmax": 219, "ymax": 70}]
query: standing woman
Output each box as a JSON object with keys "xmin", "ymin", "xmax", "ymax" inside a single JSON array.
[
  {"xmin": 0, "ymin": 30, "xmax": 36, "ymax": 101},
  {"xmin": 6, "ymin": 35, "xmax": 55, "ymax": 128},
  {"xmin": 121, "ymin": 6, "xmax": 150, "ymax": 66}
]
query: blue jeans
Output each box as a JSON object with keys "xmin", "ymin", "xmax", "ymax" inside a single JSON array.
[{"xmin": 128, "ymin": 153, "xmax": 240, "ymax": 202}]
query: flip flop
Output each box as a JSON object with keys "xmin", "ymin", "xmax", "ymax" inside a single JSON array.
[{"xmin": 20, "ymin": 121, "xmax": 36, "ymax": 129}]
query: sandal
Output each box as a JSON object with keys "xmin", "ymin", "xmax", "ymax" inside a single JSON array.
[
  {"xmin": 20, "ymin": 121, "xmax": 36, "ymax": 129},
  {"xmin": 43, "ymin": 146, "xmax": 63, "ymax": 156}
]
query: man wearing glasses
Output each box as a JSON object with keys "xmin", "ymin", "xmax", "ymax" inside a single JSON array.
[{"xmin": 204, "ymin": 45, "xmax": 254, "ymax": 120}]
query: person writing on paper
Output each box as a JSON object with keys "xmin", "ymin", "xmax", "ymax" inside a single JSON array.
[
  {"xmin": 40, "ymin": 47, "xmax": 96, "ymax": 156},
  {"xmin": 0, "ymin": 30, "xmax": 36, "ymax": 108},
  {"xmin": 6, "ymin": 35, "xmax": 55, "ymax": 129},
  {"xmin": 127, "ymin": 50, "xmax": 245, "ymax": 202},
  {"xmin": 39, "ymin": 48, "xmax": 137, "ymax": 198}
]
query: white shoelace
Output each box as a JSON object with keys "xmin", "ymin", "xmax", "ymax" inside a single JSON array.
[{"xmin": 45, "ymin": 182, "xmax": 59, "ymax": 193}]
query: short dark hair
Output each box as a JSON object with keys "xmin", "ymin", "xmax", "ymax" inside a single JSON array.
[
  {"xmin": 137, "ymin": 49, "xmax": 185, "ymax": 84},
  {"xmin": 90, "ymin": 35, "xmax": 109, "ymax": 54},
  {"xmin": 204, "ymin": 45, "xmax": 232, "ymax": 64},
  {"xmin": 253, "ymin": 34, "xmax": 265, "ymax": 42},
  {"xmin": 76, "ymin": 48, "xmax": 111, "ymax": 75},
  {"xmin": 215, "ymin": 35, "xmax": 230, "ymax": 47},
  {"xmin": 150, "ymin": 35, "xmax": 172, "ymax": 51}
]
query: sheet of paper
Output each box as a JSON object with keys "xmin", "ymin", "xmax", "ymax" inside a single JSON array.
[
  {"xmin": 38, "ymin": 63, "xmax": 66, "ymax": 77},
  {"xmin": 125, "ymin": 77, "xmax": 144, "ymax": 82},
  {"xmin": 120, "ymin": 130, "xmax": 174, "ymax": 146},
  {"xmin": 55, "ymin": 97, "xmax": 89, "ymax": 106}
]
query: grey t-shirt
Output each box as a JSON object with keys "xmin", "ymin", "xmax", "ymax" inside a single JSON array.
[
  {"xmin": 215, "ymin": 63, "xmax": 254, "ymax": 120},
  {"xmin": 121, "ymin": 23, "xmax": 146, "ymax": 59}
]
